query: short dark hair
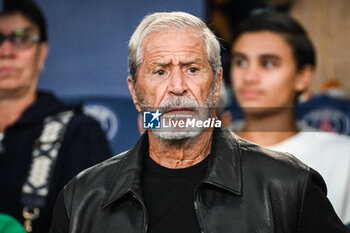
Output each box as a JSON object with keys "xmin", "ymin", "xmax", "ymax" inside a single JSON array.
[
  {"xmin": 1, "ymin": 0, "xmax": 48, "ymax": 42},
  {"xmin": 232, "ymin": 11, "xmax": 316, "ymax": 70}
]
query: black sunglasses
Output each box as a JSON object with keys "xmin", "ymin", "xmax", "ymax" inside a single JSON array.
[{"xmin": 0, "ymin": 28, "xmax": 40, "ymax": 50}]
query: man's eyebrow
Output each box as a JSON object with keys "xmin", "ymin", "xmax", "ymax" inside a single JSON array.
[
  {"xmin": 149, "ymin": 61, "xmax": 171, "ymax": 67},
  {"xmin": 231, "ymin": 52, "xmax": 281, "ymax": 61},
  {"xmin": 231, "ymin": 52, "xmax": 247, "ymax": 59},
  {"xmin": 260, "ymin": 54, "xmax": 281, "ymax": 61},
  {"xmin": 180, "ymin": 58, "xmax": 204, "ymax": 66},
  {"xmin": 150, "ymin": 58, "xmax": 204, "ymax": 67}
]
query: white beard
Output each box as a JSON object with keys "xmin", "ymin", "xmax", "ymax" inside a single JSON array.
[{"xmin": 135, "ymin": 84, "xmax": 216, "ymax": 141}]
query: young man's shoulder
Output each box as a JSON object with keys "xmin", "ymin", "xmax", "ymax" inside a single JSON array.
[{"xmin": 236, "ymin": 136, "xmax": 314, "ymax": 183}]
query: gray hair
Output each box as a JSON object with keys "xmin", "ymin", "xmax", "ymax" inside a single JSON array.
[{"xmin": 128, "ymin": 11, "xmax": 222, "ymax": 85}]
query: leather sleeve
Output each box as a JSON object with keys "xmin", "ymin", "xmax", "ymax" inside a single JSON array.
[
  {"xmin": 299, "ymin": 168, "xmax": 350, "ymax": 233},
  {"xmin": 49, "ymin": 191, "xmax": 69, "ymax": 233}
]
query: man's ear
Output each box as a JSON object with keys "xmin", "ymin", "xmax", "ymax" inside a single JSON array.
[
  {"xmin": 214, "ymin": 68, "xmax": 223, "ymax": 104},
  {"xmin": 127, "ymin": 76, "xmax": 141, "ymax": 112},
  {"xmin": 295, "ymin": 65, "xmax": 314, "ymax": 92},
  {"xmin": 37, "ymin": 42, "xmax": 49, "ymax": 71}
]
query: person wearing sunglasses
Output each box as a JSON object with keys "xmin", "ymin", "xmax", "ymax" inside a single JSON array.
[
  {"xmin": 0, "ymin": 1, "xmax": 112, "ymax": 233},
  {"xmin": 0, "ymin": 27, "xmax": 40, "ymax": 50}
]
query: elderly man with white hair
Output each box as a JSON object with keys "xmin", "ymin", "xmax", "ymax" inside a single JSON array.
[{"xmin": 50, "ymin": 12, "xmax": 350, "ymax": 233}]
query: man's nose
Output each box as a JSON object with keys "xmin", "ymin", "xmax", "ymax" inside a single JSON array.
[
  {"xmin": 0, "ymin": 40, "xmax": 16, "ymax": 58},
  {"xmin": 242, "ymin": 64, "xmax": 260, "ymax": 83},
  {"xmin": 168, "ymin": 67, "xmax": 188, "ymax": 95}
]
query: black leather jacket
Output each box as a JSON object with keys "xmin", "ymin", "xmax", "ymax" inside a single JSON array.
[{"xmin": 51, "ymin": 127, "xmax": 349, "ymax": 233}]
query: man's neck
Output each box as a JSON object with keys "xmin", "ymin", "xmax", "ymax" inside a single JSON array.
[
  {"xmin": 0, "ymin": 92, "xmax": 36, "ymax": 131},
  {"xmin": 148, "ymin": 129, "xmax": 213, "ymax": 169},
  {"xmin": 235, "ymin": 109, "xmax": 298, "ymax": 147}
]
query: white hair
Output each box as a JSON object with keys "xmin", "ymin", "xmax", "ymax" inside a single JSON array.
[{"xmin": 128, "ymin": 11, "xmax": 222, "ymax": 85}]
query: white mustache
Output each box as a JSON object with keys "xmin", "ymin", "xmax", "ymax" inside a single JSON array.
[{"xmin": 158, "ymin": 95, "xmax": 199, "ymax": 112}]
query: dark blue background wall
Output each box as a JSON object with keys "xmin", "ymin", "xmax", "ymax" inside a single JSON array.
[{"xmin": 34, "ymin": 0, "xmax": 204, "ymax": 98}]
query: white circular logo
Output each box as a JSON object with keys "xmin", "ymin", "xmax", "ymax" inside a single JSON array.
[{"xmin": 83, "ymin": 104, "xmax": 118, "ymax": 140}]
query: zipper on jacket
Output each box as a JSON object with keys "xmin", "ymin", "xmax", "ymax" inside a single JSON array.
[
  {"xmin": 194, "ymin": 183, "xmax": 206, "ymax": 233},
  {"xmin": 133, "ymin": 192, "xmax": 149, "ymax": 233}
]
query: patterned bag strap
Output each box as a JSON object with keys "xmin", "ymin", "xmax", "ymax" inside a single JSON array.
[{"xmin": 21, "ymin": 110, "xmax": 74, "ymax": 232}]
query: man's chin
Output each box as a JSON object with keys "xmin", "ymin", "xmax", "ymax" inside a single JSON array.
[
  {"xmin": 243, "ymin": 107, "xmax": 292, "ymax": 118},
  {"xmin": 0, "ymin": 87, "xmax": 29, "ymax": 100}
]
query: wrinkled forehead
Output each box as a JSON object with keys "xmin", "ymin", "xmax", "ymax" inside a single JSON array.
[
  {"xmin": 0, "ymin": 12, "xmax": 39, "ymax": 34},
  {"xmin": 141, "ymin": 28, "xmax": 206, "ymax": 56}
]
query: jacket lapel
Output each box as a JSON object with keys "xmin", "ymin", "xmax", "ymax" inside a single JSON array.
[
  {"xmin": 203, "ymin": 127, "xmax": 242, "ymax": 196},
  {"xmin": 102, "ymin": 132, "xmax": 148, "ymax": 208}
]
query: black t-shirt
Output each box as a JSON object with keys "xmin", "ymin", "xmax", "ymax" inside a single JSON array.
[{"xmin": 141, "ymin": 153, "xmax": 209, "ymax": 233}]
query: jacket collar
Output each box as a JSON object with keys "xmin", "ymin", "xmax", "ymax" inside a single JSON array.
[
  {"xmin": 102, "ymin": 127, "xmax": 242, "ymax": 208},
  {"xmin": 203, "ymin": 127, "xmax": 242, "ymax": 195}
]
